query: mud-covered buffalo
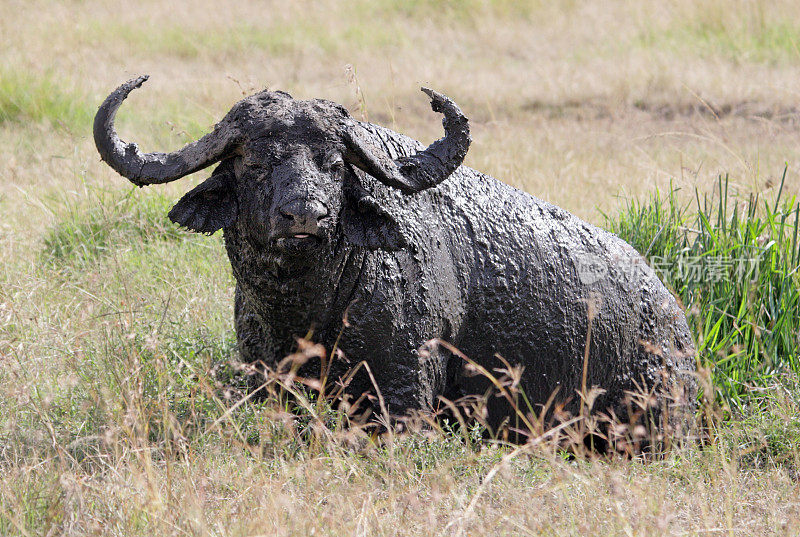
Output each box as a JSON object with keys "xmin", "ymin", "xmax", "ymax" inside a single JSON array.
[{"xmin": 94, "ymin": 76, "xmax": 697, "ymax": 440}]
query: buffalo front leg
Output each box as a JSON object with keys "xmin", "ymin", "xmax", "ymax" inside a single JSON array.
[{"xmin": 234, "ymin": 284, "xmax": 279, "ymax": 394}]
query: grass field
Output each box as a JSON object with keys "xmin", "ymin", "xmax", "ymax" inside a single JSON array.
[{"xmin": 2, "ymin": 0, "xmax": 800, "ymax": 535}]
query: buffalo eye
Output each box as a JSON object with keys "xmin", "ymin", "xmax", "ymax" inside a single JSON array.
[{"xmin": 323, "ymin": 154, "xmax": 344, "ymax": 172}]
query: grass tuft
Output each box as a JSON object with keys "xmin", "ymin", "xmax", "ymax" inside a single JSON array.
[
  {"xmin": 42, "ymin": 189, "xmax": 190, "ymax": 267},
  {"xmin": 607, "ymin": 172, "xmax": 800, "ymax": 412},
  {"xmin": 0, "ymin": 69, "xmax": 93, "ymax": 131}
]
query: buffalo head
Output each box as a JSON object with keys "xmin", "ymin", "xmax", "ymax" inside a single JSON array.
[{"xmin": 94, "ymin": 76, "xmax": 471, "ymax": 257}]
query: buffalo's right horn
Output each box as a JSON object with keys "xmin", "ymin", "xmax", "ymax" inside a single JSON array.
[{"xmin": 94, "ymin": 76, "xmax": 239, "ymax": 187}]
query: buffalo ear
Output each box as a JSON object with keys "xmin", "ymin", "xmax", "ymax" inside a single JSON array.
[
  {"xmin": 342, "ymin": 187, "xmax": 407, "ymax": 251},
  {"xmin": 168, "ymin": 160, "xmax": 237, "ymax": 234}
]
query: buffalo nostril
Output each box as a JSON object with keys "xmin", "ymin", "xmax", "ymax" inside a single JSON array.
[{"xmin": 315, "ymin": 207, "xmax": 329, "ymax": 221}]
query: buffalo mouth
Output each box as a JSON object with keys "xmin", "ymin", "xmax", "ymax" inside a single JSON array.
[{"xmin": 270, "ymin": 232, "xmax": 324, "ymax": 251}]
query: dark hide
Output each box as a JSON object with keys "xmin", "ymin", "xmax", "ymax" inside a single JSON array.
[{"xmin": 95, "ymin": 77, "xmax": 697, "ymax": 438}]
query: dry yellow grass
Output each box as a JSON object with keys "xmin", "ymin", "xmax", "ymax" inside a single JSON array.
[{"xmin": 2, "ymin": 1, "xmax": 800, "ymax": 535}]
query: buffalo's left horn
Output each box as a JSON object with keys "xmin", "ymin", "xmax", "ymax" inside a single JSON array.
[
  {"xmin": 94, "ymin": 76, "xmax": 239, "ymax": 186},
  {"xmin": 344, "ymin": 87, "xmax": 471, "ymax": 194}
]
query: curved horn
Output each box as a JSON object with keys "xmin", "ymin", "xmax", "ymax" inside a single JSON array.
[
  {"xmin": 344, "ymin": 87, "xmax": 471, "ymax": 194},
  {"xmin": 94, "ymin": 76, "xmax": 239, "ymax": 187}
]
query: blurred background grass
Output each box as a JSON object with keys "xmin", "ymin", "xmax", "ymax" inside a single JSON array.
[{"xmin": 2, "ymin": 1, "xmax": 800, "ymax": 535}]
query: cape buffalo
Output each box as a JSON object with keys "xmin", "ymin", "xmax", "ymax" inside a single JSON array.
[{"xmin": 94, "ymin": 76, "xmax": 696, "ymax": 439}]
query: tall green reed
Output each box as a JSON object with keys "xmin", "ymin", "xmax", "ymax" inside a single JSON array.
[{"xmin": 607, "ymin": 170, "xmax": 800, "ymax": 413}]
